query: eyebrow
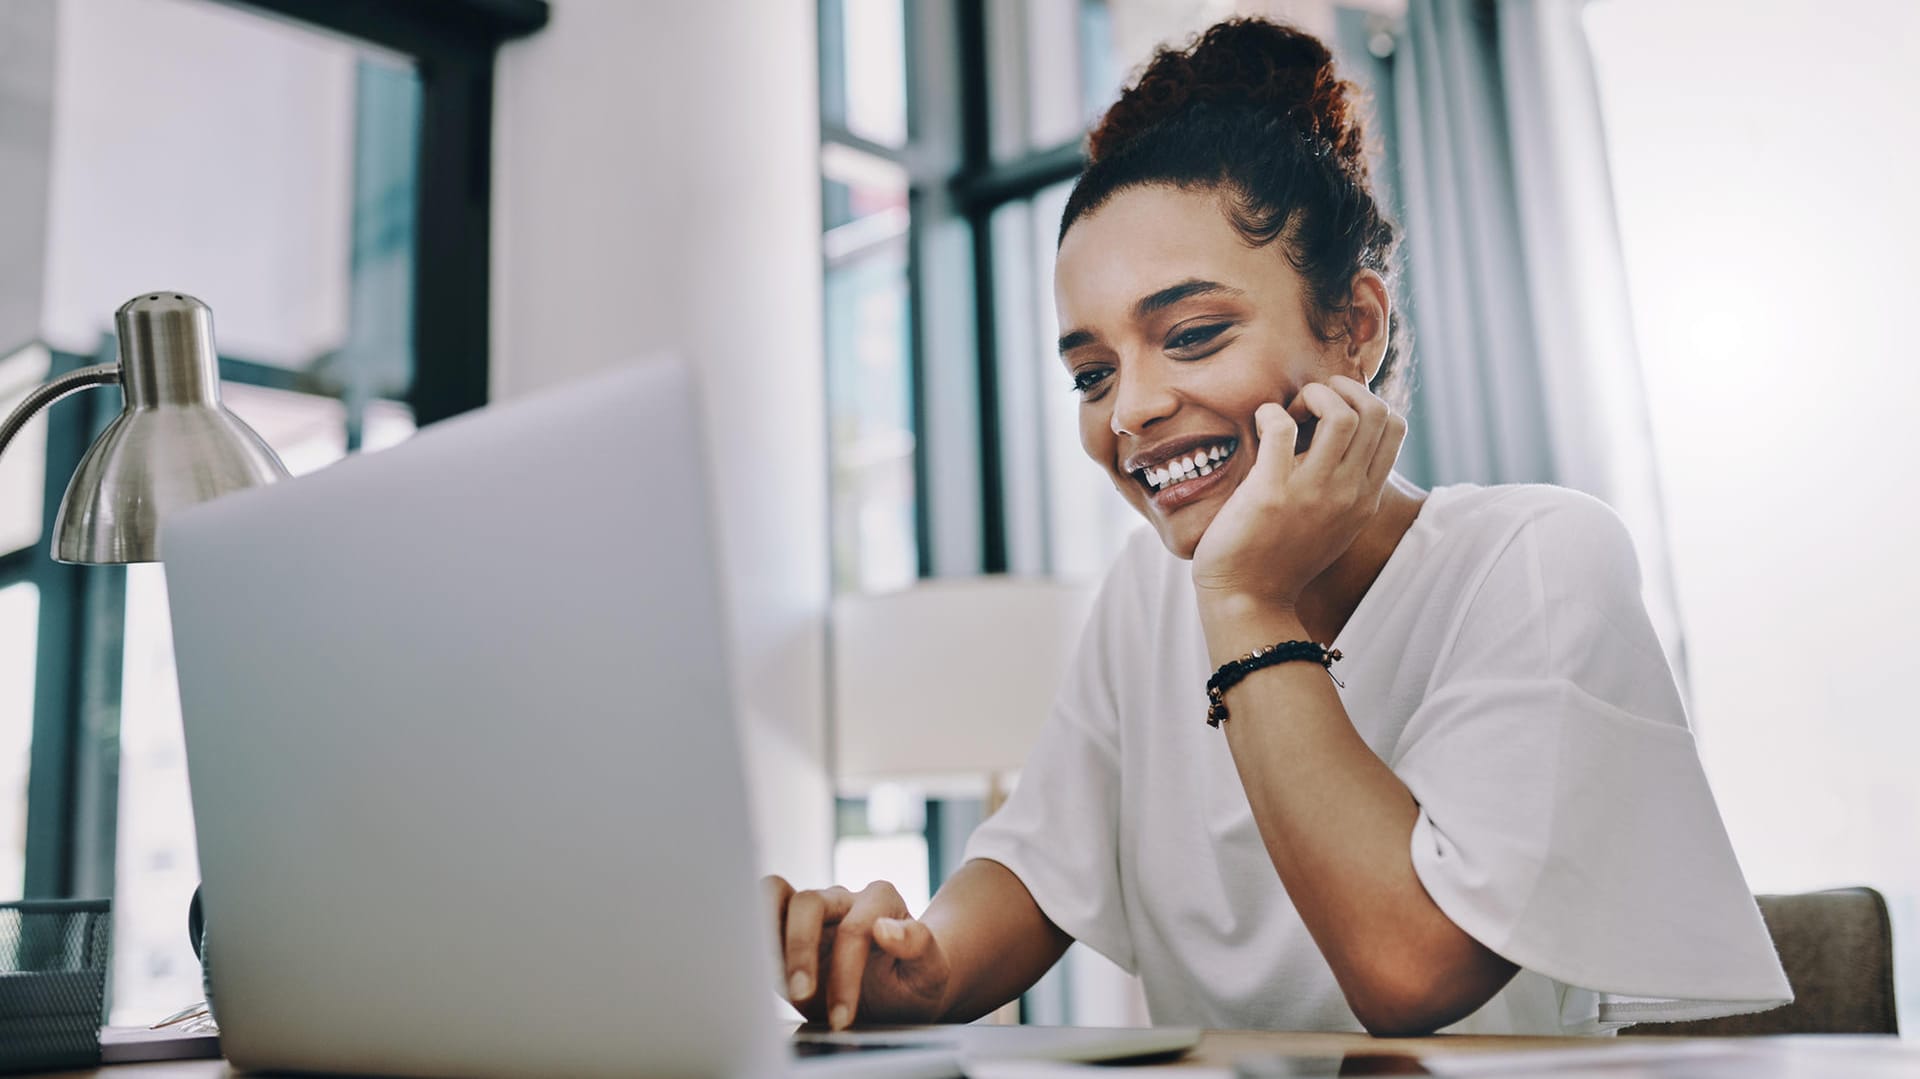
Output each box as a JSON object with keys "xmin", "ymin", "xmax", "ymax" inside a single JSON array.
[
  {"xmin": 1056, "ymin": 278, "xmax": 1245, "ymax": 355},
  {"xmin": 1134, "ymin": 278, "xmax": 1243, "ymax": 319},
  {"xmin": 1057, "ymin": 329, "xmax": 1096, "ymax": 354}
]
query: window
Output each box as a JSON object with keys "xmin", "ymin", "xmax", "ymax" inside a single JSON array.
[
  {"xmin": 1, "ymin": 346, "xmax": 54, "ymax": 903},
  {"xmin": 821, "ymin": 0, "xmax": 1287, "ymax": 589},
  {"xmin": 0, "ymin": 582, "xmax": 39, "ymax": 900},
  {"xmin": 822, "ymin": 0, "xmax": 922, "ymax": 594},
  {"xmin": 0, "ymin": 350, "xmax": 53, "ymax": 559},
  {"xmin": 0, "ymin": 0, "xmax": 542, "ymax": 1023},
  {"xmin": 18, "ymin": 2, "xmax": 430, "ymax": 1021}
]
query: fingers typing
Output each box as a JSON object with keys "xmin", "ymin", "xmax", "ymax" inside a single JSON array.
[
  {"xmin": 783, "ymin": 885, "xmax": 853, "ymax": 1007},
  {"xmin": 826, "ymin": 881, "xmax": 906, "ymax": 1029}
]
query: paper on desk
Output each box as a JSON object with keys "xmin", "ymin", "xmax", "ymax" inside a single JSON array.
[{"xmin": 99, "ymin": 1024, "xmax": 223, "ymax": 1064}]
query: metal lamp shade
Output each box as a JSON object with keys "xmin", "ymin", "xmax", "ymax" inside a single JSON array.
[
  {"xmin": 50, "ymin": 293, "xmax": 288, "ymax": 564},
  {"xmin": 52, "ymin": 403, "xmax": 287, "ymax": 563}
]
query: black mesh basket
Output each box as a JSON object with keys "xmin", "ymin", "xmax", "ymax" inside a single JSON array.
[{"xmin": 0, "ymin": 899, "xmax": 111, "ymax": 1074}]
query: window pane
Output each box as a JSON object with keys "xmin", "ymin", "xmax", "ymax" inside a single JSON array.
[
  {"xmin": 822, "ymin": 144, "xmax": 909, "ymax": 256},
  {"xmin": 111, "ymin": 388, "xmax": 414, "ymax": 1024},
  {"xmin": 40, "ymin": 0, "xmax": 419, "ymax": 399},
  {"xmin": 989, "ymin": 0, "xmax": 1100, "ymax": 158},
  {"xmin": 0, "ymin": 582, "xmax": 38, "ymax": 901},
  {"xmin": 112, "ymin": 563, "xmax": 193, "ymax": 1023},
  {"xmin": 988, "ymin": 199, "xmax": 1048, "ymax": 573},
  {"xmin": 826, "ymin": 250, "xmax": 918, "ymax": 594},
  {"xmin": 833, "ymin": 834, "xmax": 930, "ymax": 913},
  {"xmin": 822, "ymin": 0, "xmax": 908, "ymax": 147},
  {"xmin": 219, "ymin": 383, "xmax": 416, "ymax": 477},
  {"xmin": 0, "ymin": 346, "xmax": 51, "ymax": 557},
  {"xmin": 832, "ymin": 786, "xmax": 930, "ymax": 912}
]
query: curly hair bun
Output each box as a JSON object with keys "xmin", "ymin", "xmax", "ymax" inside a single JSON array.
[{"xmin": 1088, "ymin": 17, "xmax": 1368, "ymax": 176}]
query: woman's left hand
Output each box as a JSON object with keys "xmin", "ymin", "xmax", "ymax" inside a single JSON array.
[{"xmin": 1191, "ymin": 375, "xmax": 1406, "ymax": 616}]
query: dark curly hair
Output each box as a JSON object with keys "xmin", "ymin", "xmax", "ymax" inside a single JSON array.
[{"xmin": 1062, "ymin": 18, "xmax": 1408, "ymax": 410}]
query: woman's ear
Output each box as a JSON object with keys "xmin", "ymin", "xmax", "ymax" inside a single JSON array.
[{"xmin": 1343, "ymin": 270, "xmax": 1391, "ymax": 384}]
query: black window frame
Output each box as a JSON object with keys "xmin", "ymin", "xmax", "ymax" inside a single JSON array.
[{"xmin": 887, "ymin": 0, "xmax": 1090, "ymax": 579}]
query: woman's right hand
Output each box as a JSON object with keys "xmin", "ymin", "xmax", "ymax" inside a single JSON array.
[{"xmin": 763, "ymin": 876, "xmax": 952, "ymax": 1030}]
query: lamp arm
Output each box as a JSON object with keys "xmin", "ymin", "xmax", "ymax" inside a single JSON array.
[{"xmin": 0, "ymin": 363, "xmax": 121, "ymax": 461}]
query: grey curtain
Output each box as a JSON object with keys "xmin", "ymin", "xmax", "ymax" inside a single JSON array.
[{"xmin": 1337, "ymin": 0, "xmax": 1689, "ymax": 689}]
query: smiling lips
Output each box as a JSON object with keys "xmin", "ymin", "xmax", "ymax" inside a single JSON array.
[
  {"xmin": 1137, "ymin": 439, "xmax": 1238, "ymax": 492},
  {"xmin": 1124, "ymin": 438, "xmax": 1240, "ymax": 512}
]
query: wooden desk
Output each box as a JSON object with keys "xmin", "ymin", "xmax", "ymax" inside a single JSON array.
[{"xmin": 30, "ymin": 1029, "xmax": 1920, "ymax": 1076}]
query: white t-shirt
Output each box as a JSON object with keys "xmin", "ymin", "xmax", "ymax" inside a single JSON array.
[{"xmin": 964, "ymin": 483, "xmax": 1790, "ymax": 1034}]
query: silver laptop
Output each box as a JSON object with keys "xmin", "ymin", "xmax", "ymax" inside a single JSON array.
[{"xmin": 162, "ymin": 360, "xmax": 1194, "ymax": 1077}]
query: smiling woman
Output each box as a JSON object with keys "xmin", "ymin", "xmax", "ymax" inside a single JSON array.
[
  {"xmin": 1052, "ymin": 187, "xmax": 1396, "ymax": 563},
  {"xmin": 766, "ymin": 16, "xmax": 1793, "ymax": 1037}
]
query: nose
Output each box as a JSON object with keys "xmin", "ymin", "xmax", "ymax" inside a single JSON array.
[{"xmin": 1109, "ymin": 355, "xmax": 1179, "ymax": 438}]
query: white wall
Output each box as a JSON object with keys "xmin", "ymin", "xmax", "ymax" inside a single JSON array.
[
  {"xmin": 1586, "ymin": 0, "xmax": 1920, "ymax": 1027},
  {"xmin": 490, "ymin": 0, "xmax": 833, "ymax": 883}
]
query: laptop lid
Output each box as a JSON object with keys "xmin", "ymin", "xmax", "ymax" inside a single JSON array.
[{"xmin": 163, "ymin": 361, "xmax": 785, "ymax": 1078}]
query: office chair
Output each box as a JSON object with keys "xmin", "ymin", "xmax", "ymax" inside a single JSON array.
[{"xmin": 1623, "ymin": 887, "xmax": 1898, "ymax": 1035}]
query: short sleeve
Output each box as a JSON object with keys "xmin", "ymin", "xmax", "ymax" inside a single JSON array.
[
  {"xmin": 1396, "ymin": 492, "xmax": 1791, "ymax": 1020},
  {"xmin": 962, "ymin": 566, "xmax": 1137, "ymax": 974}
]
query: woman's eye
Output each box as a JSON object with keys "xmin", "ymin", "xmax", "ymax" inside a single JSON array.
[
  {"xmin": 1166, "ymin": 323, "xmax": 1230, "ymax": 352},
  {"xmin": 1070, "ymin": 368, "xmax": 1111, "ymax": 394}
]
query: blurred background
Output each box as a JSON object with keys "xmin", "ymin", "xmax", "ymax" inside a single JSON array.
[{"xmin": 1, "ymin": 0, "xmax": 1915, "ymax": 1032}]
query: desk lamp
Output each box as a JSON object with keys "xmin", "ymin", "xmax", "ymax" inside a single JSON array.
[{"xmin": 0, "ymin": 293, "xmax": 289, "ymax": 563}]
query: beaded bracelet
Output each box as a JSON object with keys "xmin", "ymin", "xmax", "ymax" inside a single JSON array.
[{"xmin": 1205, "ymin": 640, "xmax": 1344, "ymax": 728}]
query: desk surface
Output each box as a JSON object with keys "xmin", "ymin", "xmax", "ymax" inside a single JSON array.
[{"xmin": 30, "ymin": 1029, "xmax": 1920, "ymax": 1076}]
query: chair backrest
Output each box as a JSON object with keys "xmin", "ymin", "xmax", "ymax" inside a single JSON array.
[{"xmin": 1624, "ymin": 887, "xmax": 1898, "ymax": 1036}]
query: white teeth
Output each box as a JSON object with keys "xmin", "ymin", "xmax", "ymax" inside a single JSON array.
[{"xmin": 1140, "ymin": 442, "xmax": 1238, "ymax": 493}]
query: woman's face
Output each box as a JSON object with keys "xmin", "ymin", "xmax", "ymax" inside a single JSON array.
[{"xmin": 1055, "ymin": 184, "xmax": 1368, "ymax": 559}]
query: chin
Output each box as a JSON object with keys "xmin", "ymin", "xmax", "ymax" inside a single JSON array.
[{"xmin": 1151, "ymin": 506, "xmax": 1217, "ymax": 562}]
